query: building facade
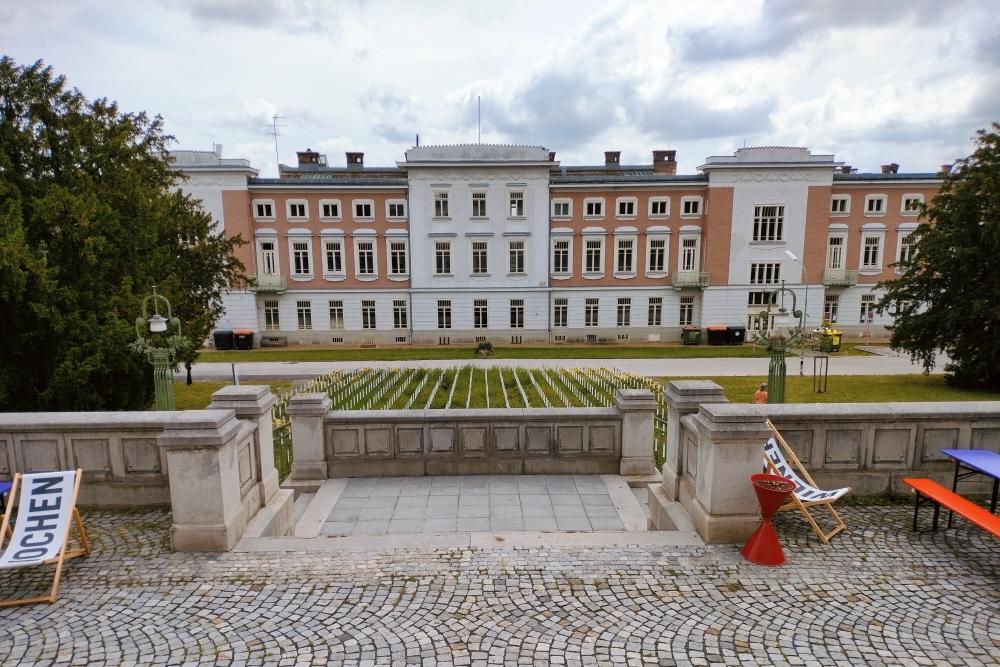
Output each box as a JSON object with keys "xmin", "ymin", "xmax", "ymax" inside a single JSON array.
[{"xmin": 170, "ymin": 143, "xmax": 944, "ymax": 346}]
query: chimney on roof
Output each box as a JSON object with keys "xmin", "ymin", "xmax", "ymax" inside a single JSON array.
[
  {"xmin": 939, "ymin": 163, "xmax": 953, "ymax": 175},
  {"xmin": 839, "ymin": 165, "xmax": 853, "ymax": 174},
  {"xmin": 548, "ymin": 151, "xmax": 556, "ymax": 162},
  {"xmin": 652, "ymin": 149, "xmax": 677, "ymax": 175},
  {"xmin": 296, "ymin": 148, "xmax": 321, "ymax": 168},
  {"xmin": 881, "ymin": 163, "xmax": 899, "ymax": 174},
  {"xmin": 604, "ymin": 150, "xmax": 621, "ymax": 166},
  {"xmin": 346, "ymin": 152, "xmax": 364, "ymax": 169}
]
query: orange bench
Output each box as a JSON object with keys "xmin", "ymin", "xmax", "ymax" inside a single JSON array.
[{"xmin": 903, "ymin": 477, "xmax": 1000, "ymax": 538}]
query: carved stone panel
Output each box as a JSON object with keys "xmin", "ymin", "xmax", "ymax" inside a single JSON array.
[
  {"xmin": 495, "ymin": 427, "xmax": 520, "ymax": 452},
  {"xmin": 921, "ymin": 428, "xmax": 958, "ymax": 461},
  {"xmin": 824, "ymin": 429, "xmax": 861, "ymax": 466},
  {"xmin": 588, "ymin": 425, "xmax": 615, "ymax": 453},
  {"xmin": 684, "ymin": 434, "xmax": 698, "ymax": 480},
  {"xmin": 19, "ymin": 437, "xmax": 61, "ymax": 473},
  {"xmin": 460, "ymin": 427, "xmax": 486, "ymax": 456},
  {"xmin": 237, "ymin": 441, "xmax": 253, "ymax": 486},
  {"xmin": 331, "ymin": 429, "xmax": 359, "ymax": 457},
  {"xmin": 123, "ymin": 438, "xmax": 161, "ymax": 474},
  {"xmin": 782, "ymin": 430, "xmax": 813, "ymax": 464},
  {"xmin": 971, "ymin": 428, "xmax": 1000, "ymax": 453},
  {"xmin": 72, "ymin": 438, "xmax": 111, "ymax": 475},
  {"xmin": 556, "ymin": 426, "xmax": 583, "ymax": 453},
  {"xmin": 364, "ymin": 429, "xmax": 392, "ymax": 458},
  {"xmin": 872, "ymin": 429, "xmax": 910, "ymax": 465},
  {"xmin": 430, "ymin": 428, "xmax": 454, "ymax": 454},
  {"xmin": 398, "ymin": 428, "xmax": 424, "ymax": 455},
  {"xmin": 525, "ymin": 426, "xmax": 549, "ymax": 453}
]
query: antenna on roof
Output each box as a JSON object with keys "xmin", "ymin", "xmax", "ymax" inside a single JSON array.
[
  {"xmin": 477, "ymin": 95, "xmax": 481, "ymax": 144},
  {"xmin": 416, "ymin": 133, "xmax": 420, "ymax": 147},
  {"xmin": 266, "ymin": 114, "xmax": 286, "ymax": 168}
]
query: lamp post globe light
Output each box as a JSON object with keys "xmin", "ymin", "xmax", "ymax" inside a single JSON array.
[
  {"xmin": 132, "ymin": 287, "xmax": 188, "ymax": 411},
  {"xmin": 754, "ymin": 280, "xmax": 804, "ymax": 404}
]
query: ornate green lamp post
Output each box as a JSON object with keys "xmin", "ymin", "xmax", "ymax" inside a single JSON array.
[
  {"xmin": 753, "ymin": 281, "xmax": 804, "ymax": 404},
  {"xmin": 132, "ymin": 287, "xmax": 188, "ymax": 410}
]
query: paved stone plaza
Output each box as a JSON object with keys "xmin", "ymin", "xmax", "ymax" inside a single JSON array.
[{"xmin": 0, "ymin": 505, "xmax": 997, "ymax": 666}]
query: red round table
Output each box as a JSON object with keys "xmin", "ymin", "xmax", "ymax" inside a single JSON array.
[{"xmin": 741, "ymin": 473, "xmax": 796, "ymax": 566}]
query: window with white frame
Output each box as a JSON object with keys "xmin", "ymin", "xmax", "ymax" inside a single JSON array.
[
  {"xmin": 471, "ymin": 192, "xmax": 487, "ymax": 218},
  {"xmin": 393, "ymin": 299, "xmax": 407, "ymax": 329},
  {"xmin": 508, "ymin": 191, "xmax": 524, "ymax": 218},
  {"xmin": 508, "ymin": 240, "xmax": 525, "ymax": 274},
  {"xmin": 323, "ymin": 239, "xmax": 344, "ymax": 275},
  {"xmin": 901, "ymin": 194, "xmax": 924, "ymax": 215},
  {"xmin": 257, "ymin": 240, "xmax": 278, "ymax": 275},
  {"xmin": 584, "ymin": 198, "xmax": 605, "ymax": 218},
  {"xmin": 647, "ymin": 237, "xmax": 667, "ymax": 273},
  {"xmin": 616, "ymin": 197, "xmax": 636, "ymax": 218},
  {"xmin": 747, "ymin": 313, "xmax": 774, "ymax": 333},
  {"xmin": 319, "ymin": 199, "xmax": 341, "ymax": 220},
  {"xmin": 752, "ymin": 205, "xmax": 784, "ymax": 241},
  {"xmin": 471, "ymin": 240, "xmax": 488, "ymax": 275},
  {"xmin": 253, "ymin": 199, "xmax": 275, "ymax": 219},
  {"xmin": 649, "ymin": 197, "xmax": 670, "ymax": 218},
  {"xmin": 647, "ymin": 297, "xmax": 663, "ymax": 326},
  {"xmin": 389, "ymin": 240, "xmax": 407, "ymax": 275},
  {"xmin": 749, "ymin": 262, "xmax": 781, "ymax": 285},
  {"xmin": 616, "ymin": 297, "xmax": 631, "ymax": 327},
  {"xmin": 679, "ymin": 237, "xmax": 699, "ymax": 272},
  {"xmin": 830, "ymin": 195, "xmax": 849, "ymax": 215},
  {"xmin": 823, "ymin": 295, "xmax": 839, "ymax": 324},
  {"xmin": 296, "ymin": 301, "xmax": 312, "ymax": 330},
  {"xmin": 510, "ymin": 299, "xmax": 524, "ymax": 328},
  {"xmin": 263, "ymin": 300, "xmax": 280, "ymax": 330},
  {"xmin": 437, "ymin": 300, "xmax": 452, "ymax": 329},
  {"xmin": 584, "ymin": 298, "xmax": 599, "ymax": 327},
  {"xmin": 552, "ymin": 239, "xmax": 570, "ymax": 274},
  {"xmin": 747, "ymin": 291, "xmax": 777, "ymax": 306},
  {"xmin": 896, "ymin": 232, "xmax": 914, "ymax": 268},
  {"xmin": 386, "ymin": 200, "xmax": 407, "ymax": 219},
  {"xmin": 865, "ymin": 195, "xmax": 886, "ymax": 216},
  {"xmin": 291, "ymin": 240, "xmax": 312, "ymax": 276},
  {"xmin": 861, "ymin": 235, "xmax": 882, "ymax": 270},
  {"xmin": 361, "ymin": 300, "xmax": 376, "ymax": 329},
  {"xmin": 356, "ymin": 240, "xmax": 376, "ymax": 276},
  {"xmin": 551, "ymin": 199, "xmax": 571, "ymax": 218},
  {"xmin": 353, "ymin": 200, "xmax": 373, "ymax": 220},
  {"xmin": 474, "ymin": 299, "xmax": 488, "ymax": 329},
  {"xmin": 287, "ymin": 200, "xmax": 307, "ymax": 220},
  {"xmin": 860, "ymin": 294, "xmax": 877, "ymax": 324},
  {"xmin": 826, "ymin": 235, "xmax": 845, "ymax": 270},
  {"xmin": 681, "ymin": 197, "xmax": 702, "ymax": 217},
  {"xmin": 584, "ymin": 239, "xmax": 603, "ymax": 273},
  {"xmin": 616, "ymin": 238, "xmax": 635, "ymax": 274},
  {"xmin": 434, "ymin": 241, "xmax": 452, "ymax": 275},
  {"xmin": 434, "ymin": 191, "xmax": 449, "ymax": 218},
  {"xmin": 553, "ymin": 298, "xmax": 568, "ymax": 328},
  {"xmin": 329, "ymin": 300, "xmax": 344, "ymax": 329},
  {"xmin": 679, "ymin": 297, "xmax": 694, "ymax": 326}
]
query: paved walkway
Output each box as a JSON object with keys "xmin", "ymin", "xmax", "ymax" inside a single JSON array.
[
  {"xmin": 1, "ymin": 505, "xmax": 996, "ymax": 665},
  {"xmin": 180, "ymin": 350, "xmax": 948, "ymax": 381}
]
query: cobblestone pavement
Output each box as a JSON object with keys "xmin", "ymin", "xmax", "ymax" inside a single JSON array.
[{"xmin": 1, "ymin": 505, "xmax": 997, "ymax": 666}]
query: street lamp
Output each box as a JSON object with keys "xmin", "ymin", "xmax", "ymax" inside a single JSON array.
[
  {"xmin": 784, "ymin": 250, "xmax": 809, "ymax": 376},
  {"xmin": 132, "ymin": 287, "xmax": 187, "ymax": 410},
  {"xmin": 754, "ymin": 280, "xmax": 804, "ymax": 404}
]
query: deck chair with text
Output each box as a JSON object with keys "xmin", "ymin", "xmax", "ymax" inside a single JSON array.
[
  {"xmin": 763, "ymin": 420, "xmax": 850, "ymax": 544},
  {"xmin": 0, "ymin": 469, "xmax": 91, "ymax": 607}
]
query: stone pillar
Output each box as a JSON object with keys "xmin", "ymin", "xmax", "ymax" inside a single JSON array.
[
  {"xmin": 616, "ymin": 388, "xmax": 658, "ymax": 476},
  {"xmin": 288, "ymin": 393, "xmax": 331, "ymax": 480},
  {"xmin": 663, "ymin": 381, "xmax": 727, "ymax": 500},
  {"xmin": 685, "ymin": 404, "xmax": 772, "ymax": 543},
  {"xmin": 208, "ymin": 385, "xmax": 279, "ymax": 506},
  {"xmin": 157, "ymin": 410, "xmax": 253, "ymax": 551}
]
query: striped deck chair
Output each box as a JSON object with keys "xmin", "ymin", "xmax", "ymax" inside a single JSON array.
[
  {"xmin": 764, "ymin": 420, "xmax": 850, "ymax": 544},
  {"xmin": 0, "ymin": 469, "xmax": 91, "ymax": 607}
]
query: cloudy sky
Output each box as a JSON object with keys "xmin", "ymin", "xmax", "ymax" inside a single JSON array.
[{"xmin": 3, "ymin": 0, "xmax": 998, "ymax": 176}]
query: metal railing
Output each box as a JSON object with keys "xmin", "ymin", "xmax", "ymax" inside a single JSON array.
[
  {"xmin": 671, "ymin": 271, "xmax": 710, "ymax": 289},
  {"xmin": 822, "ymin": 268, "xmax": 858, "ymax": 286}
]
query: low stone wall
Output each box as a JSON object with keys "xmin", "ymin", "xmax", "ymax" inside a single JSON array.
[
  {"xmin": 288, "ymin": 389, "xmax": 657, "ymax": 479},
  {"xmin": 659, "ymin": 380, "xmax": 1000, "ymax": 544}
]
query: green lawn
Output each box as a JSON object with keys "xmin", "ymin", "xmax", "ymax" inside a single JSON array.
[
  {"xmin": 172, "ymin": 380, "xmax": 294, "ymax": 410},
  {"xmin": 654, "ymin": 374, "xmax": 1000, "ymax": 404},
  {"xmin": 196, "ymin": 342, "xmax": 870, "ymax": 363}
]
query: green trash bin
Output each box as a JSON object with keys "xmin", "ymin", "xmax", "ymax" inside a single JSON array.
[{"xmin": 681, "ymin": 326, "xmax": 702, "ymax": 345}]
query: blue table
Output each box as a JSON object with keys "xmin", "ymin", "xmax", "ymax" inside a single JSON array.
[
  {"xmin": 0, "ymin": 480, "xmax": 11, "ymax": 515},
  {"xmin": 941, "ymin": 449, "xmax": 1000, "ymax": 527}
]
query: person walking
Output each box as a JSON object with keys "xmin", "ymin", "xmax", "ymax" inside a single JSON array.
[{"xmin": 754, "ymin": 383, "xmax": 768, "ymax": 404}]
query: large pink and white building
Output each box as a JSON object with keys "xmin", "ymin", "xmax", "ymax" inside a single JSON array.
[{"xmin": 172, "ymin": 143, "xmax": 944, "ymax": 346}]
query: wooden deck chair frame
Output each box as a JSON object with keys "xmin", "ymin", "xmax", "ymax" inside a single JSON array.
[
  {"xmin": 0, "ymin": 469, "xmax": 91, "ymax": 608},
  {"xmin": 764, "ymin": 420, "xmax": 848, "ymax": 544}
]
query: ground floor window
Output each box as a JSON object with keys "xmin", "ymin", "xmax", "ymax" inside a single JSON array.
[
  {"xmin": 860, "ymin": 294, "xmax": 877, "ymax": 324},
  {"xmin": 329, "ymin": 300, "xmax": 344, "ymax": 329},
  {"xmin": 474, "ymin": 300, "xmax": 488, "ymax": 329},
  {"xmin": 510, "ymin": 299, "xmax": 524, "ymax": 328},
  {"xmin": 296, "ymin": 300, "xmax": 312, "ymax": 330},
  {"xmin": 647, "ymin": 297, "xmax": 662, "ymax": 326},
  {"xmin": 264, "ymin": 300, "xmax": 279, "ymax": 330},
  {"xmin": 823, "ymin": 295, "xmax": 839, "ymax": 324},
  {"xmin": 437, "ymin": 300, "xmax": 452, "ymax": 329},
  {"xmin": 616, "ymin": 297, "xmax": 631, "ymax": 327},
  {"xmin": 553, "ymin": 298, "xmax": 568, "ymax": 328},
  {"xmin": 361, "ymin": 300, "xmax": 376, "ymax": 329},
  {"xmin": 584, "ymin": 298, "xmax": 599, "ymax": 327},
  {"xmin": 393, "ymin": 299, "xmax": 408, "ymax": 329},
  {"xmin": 679, "ymin": 297, "xmax": 694, "ymax": 326}
]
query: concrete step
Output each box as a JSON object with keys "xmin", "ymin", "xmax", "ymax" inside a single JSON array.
[{"xmin": 292, "ymin": 492, "xmax": 315, "ymax": 523}]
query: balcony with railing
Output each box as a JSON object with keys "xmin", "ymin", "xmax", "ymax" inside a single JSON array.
[
  {"xmin": 671, "ymin": 271, "xmax": 710, "ymax": 289},
  {"xmin": 822, "ymin": 269, "xmax": 859, "ymax": 287},
  {"xmin": 249, "ymin": 274, "xmax": 288, "ymax": 293}
]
